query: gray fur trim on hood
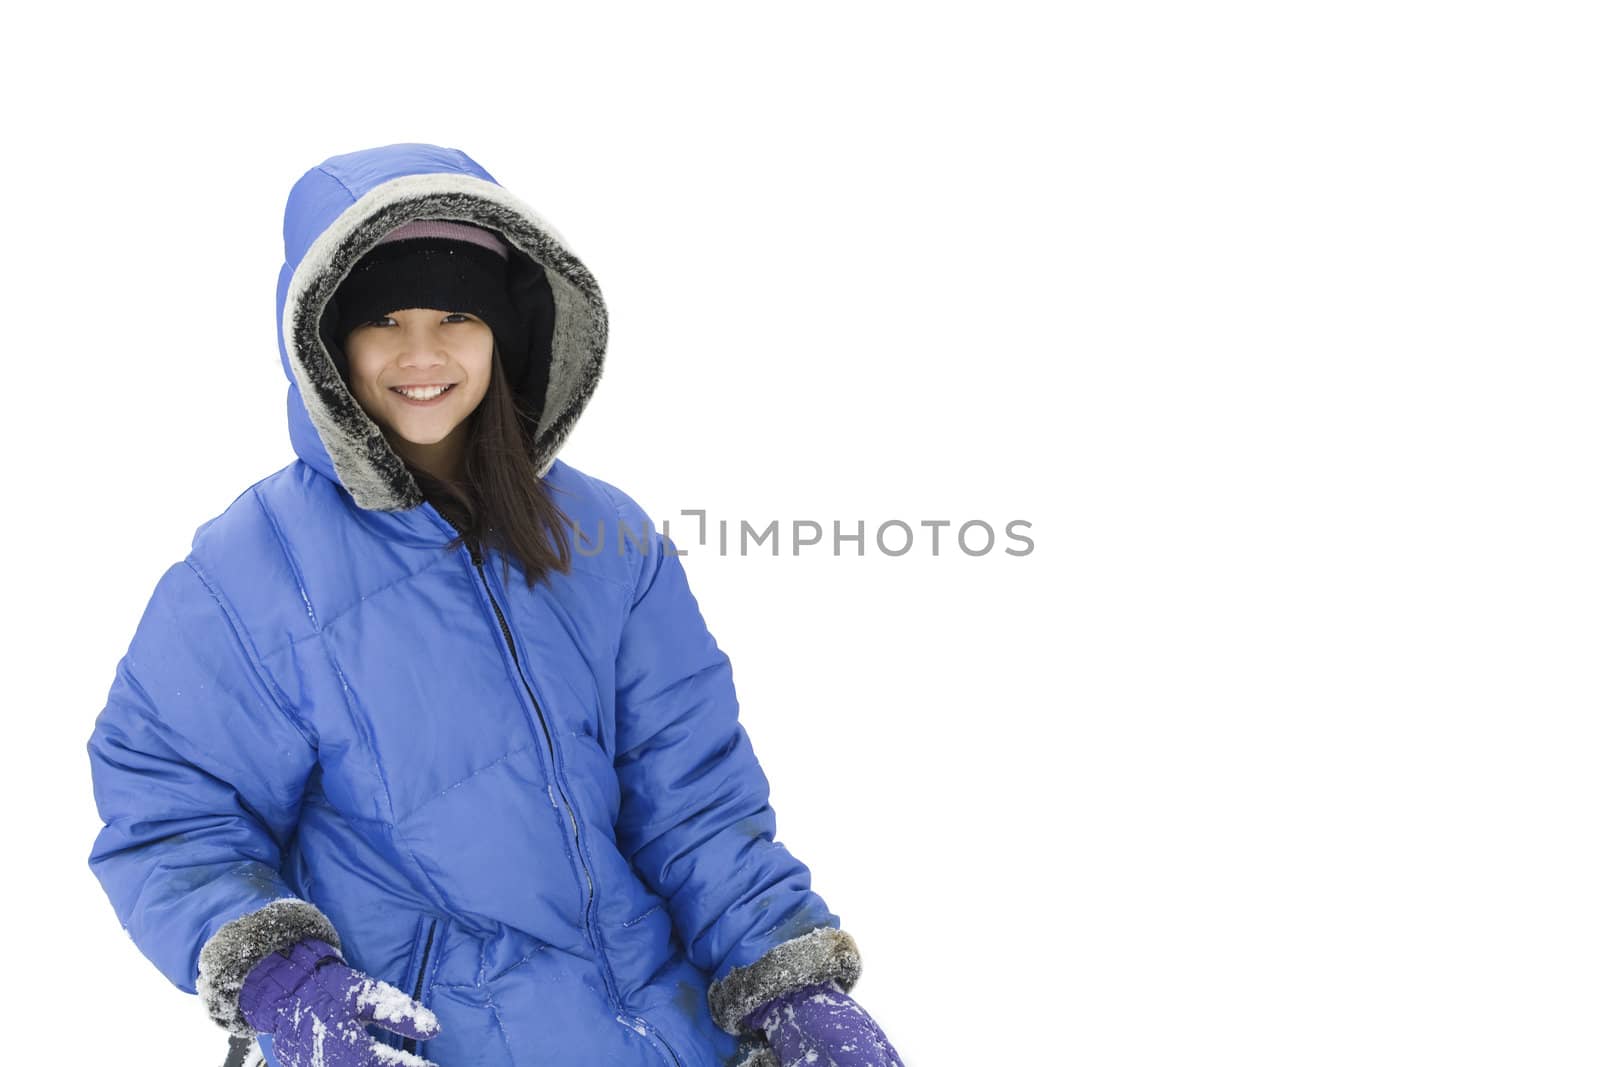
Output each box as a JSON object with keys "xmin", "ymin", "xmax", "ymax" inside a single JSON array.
[
  {"xmin": 707, "ymin": 926, "xmax": 864, "ymax": 1037},
  {"xmin": 196, "ymin": 897, "xmax": 343, "ymax": 1036}
]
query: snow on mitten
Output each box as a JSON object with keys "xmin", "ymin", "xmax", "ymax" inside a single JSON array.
[
  {"xmin": 238, "ymin": 938, "xmax": 443, "ymax": 1067},
  {"xmin": 740, "ymin": 979, "xmax": 905, "ymax": 1067}
]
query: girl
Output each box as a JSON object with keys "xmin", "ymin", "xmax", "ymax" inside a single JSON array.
[{"xmin": 86, "ymin": 143, "xmax": 904, "ymax": 1067}]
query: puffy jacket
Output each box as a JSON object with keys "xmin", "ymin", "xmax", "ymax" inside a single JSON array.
[{"xmin": 86, "ymin": 143, "xmax": 864, "ymax": 1067}]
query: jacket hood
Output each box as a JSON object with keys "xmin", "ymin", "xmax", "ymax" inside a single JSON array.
[{"xmin": 275, "ymin": 143, "xmax": 607, "ymax": 511}]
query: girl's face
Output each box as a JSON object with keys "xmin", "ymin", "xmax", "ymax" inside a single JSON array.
[{"xmin": 344, "ymin": 307, "xmax": 495, "ymax": 478}]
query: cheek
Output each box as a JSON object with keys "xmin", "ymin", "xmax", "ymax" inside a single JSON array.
[
  {"xmin": 462, "ymin": 379, "xmax": 492, "ymax": 411},
  {"xmin": 355, "ymin": 376, "xmax": 386, "ymax": 406},
  {"xmin": 468, "ymin": 347, "xmax": 496, "ymax": 392},
  {"xmin": 350, "ymin": 351, "xmax": 397, "ymax": 399},
  {"xmin": 349, "ymin": 371, "xmax": 392, "ymax": 416},
  {"xmin": 344, "ymin": 347, "xmax": 382, "ymax": 391}
]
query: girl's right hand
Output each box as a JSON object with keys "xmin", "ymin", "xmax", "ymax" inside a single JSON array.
[{"xmin": 239, "ymin": 938, "xmax": 444, "ymax": 1067}]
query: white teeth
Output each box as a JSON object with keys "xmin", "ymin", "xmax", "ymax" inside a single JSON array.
[{"xmin": 394, "ymin": 384, "xmax": 451, "ymax": 400}]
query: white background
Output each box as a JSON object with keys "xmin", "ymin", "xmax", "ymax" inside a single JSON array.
[{"xmin": 4, "ymin": 2, "xmax": 1596, "ymax": 1064}]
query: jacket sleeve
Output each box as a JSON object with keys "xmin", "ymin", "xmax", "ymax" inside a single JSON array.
[
  {"xmin": 606, "ymin": 490, "xmax": 864, "ymax": 1037},
  {"xmin": 86, "ymin": 558, "xmax": 341, "ymax": 1037}
]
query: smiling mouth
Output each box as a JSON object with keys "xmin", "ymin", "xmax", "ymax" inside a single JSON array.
[{"xmin": 390, "ymin": 383, "xmax": 457, "ymax": 403}]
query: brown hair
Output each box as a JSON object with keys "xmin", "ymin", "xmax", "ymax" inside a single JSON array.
[{"xmin": 404, "ymin": 342, "xmax": 575, "ymax": 590}]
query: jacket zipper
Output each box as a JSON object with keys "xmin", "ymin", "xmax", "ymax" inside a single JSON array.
[
  {"xmin": 470, "ymin": 544, "xmax": 596, "ymax": 925},
  {"xmin": 400, "ymin": 918, "xmax": 438, "ymax": 1055},
  {"xmin": 467, "ymin": 541, "xmax": 683, "ymax": 1067}
]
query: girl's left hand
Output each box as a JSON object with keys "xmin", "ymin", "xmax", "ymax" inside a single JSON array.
[{"xmin": 741, "ymin": 980, "xmax": 906, "ymax": 1067}]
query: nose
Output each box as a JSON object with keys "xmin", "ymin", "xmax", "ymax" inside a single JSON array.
[{"xmin": 395, "ymin": 321, "xmax": 451, "ymax": 368}]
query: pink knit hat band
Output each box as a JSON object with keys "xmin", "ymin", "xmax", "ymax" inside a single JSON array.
[{"xmin": 374, "ymin": 219, "xmax": 511, "ymax": 259}]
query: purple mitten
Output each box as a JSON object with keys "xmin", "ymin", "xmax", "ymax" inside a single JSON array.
[
  {"xmin": 239, "ymin": 938, "xmax": 444, "ymax": 1067},
  {"xmin": 741, "ymin": 979, "xmax": 905, "ymax": 1067}
]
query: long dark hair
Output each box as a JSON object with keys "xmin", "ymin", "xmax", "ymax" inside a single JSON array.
[{"xmin": 405, "ymin": 342, "xmax": 574, "ymax": 590}]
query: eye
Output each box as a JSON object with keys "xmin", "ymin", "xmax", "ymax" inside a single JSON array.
[{"xmin": 358, "ymin": 313, "xmax": 475, "ymax": 330}]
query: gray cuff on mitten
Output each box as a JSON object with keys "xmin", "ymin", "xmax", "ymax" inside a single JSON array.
[
  {"xmin": 196, "ymin": 898, "xmax": 344, "ymax": 1036},
  {"xmin": 707, "ymin": 926, "xmax": 864, "ymax": 1037},
  {"xmin": 733, "ymin": 1042, "xmax": 781, "ymax": 1067}
]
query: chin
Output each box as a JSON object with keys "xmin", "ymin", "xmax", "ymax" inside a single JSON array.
[{"xmin": 396, "ymin": 429, "xmax": 456, "ymax": 447}]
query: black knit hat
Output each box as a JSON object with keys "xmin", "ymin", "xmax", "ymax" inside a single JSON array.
[{"xmin": 327, "ymin": 221, "xmax": 529, "ymax": 388}]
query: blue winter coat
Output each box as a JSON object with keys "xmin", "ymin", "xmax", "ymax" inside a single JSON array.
[{"xmin": 86, "ymin": 143, "xmax": 863, "ymax": 1067}]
